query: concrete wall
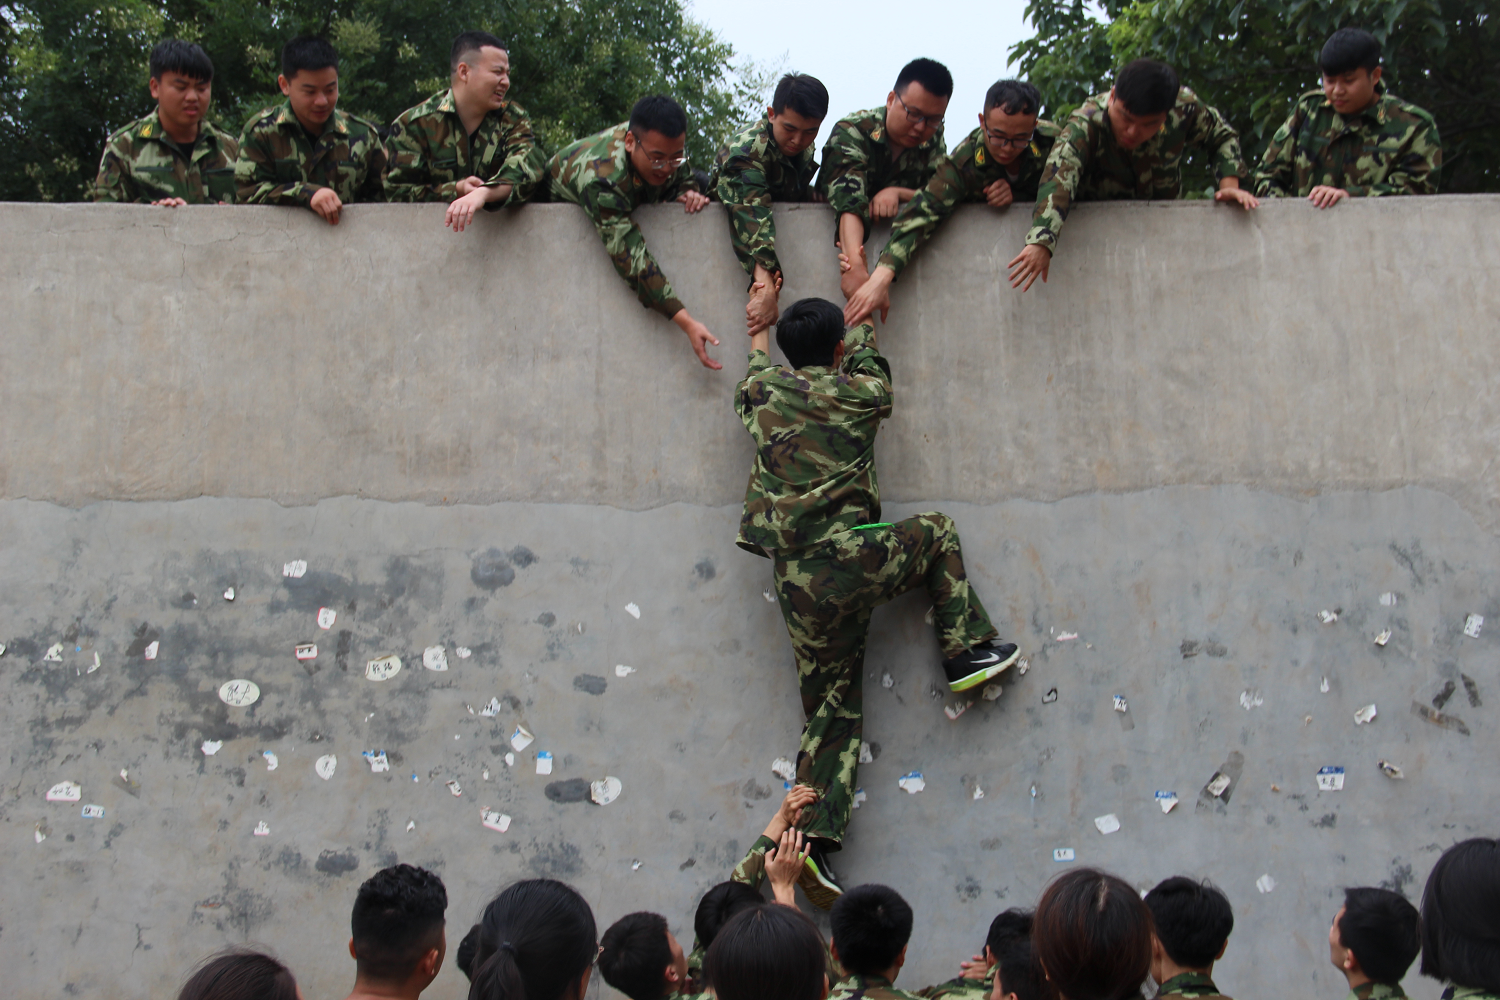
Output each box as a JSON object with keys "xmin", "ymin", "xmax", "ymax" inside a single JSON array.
[{"xmin": 1, "ymin": 200, "xmax": 1498, "ymax": 999}]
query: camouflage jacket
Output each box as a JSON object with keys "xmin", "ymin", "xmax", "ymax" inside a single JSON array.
[
  {"xmin": 235, "ymin": 101, "xmax": 388, "ymax": 207},
  {"xmin": 1025, "ymin": 88, "xmax": 1246, "ymax": 251},
  {"xmin": 1158, "ymin": 971, "xmax": 1232, "ymax": 1000},
  {"xmin": 548, "ymin": 123, "xmax": 700, "ymax": 319},
  {"xmin": 384, "ymin": 89, "xmax": 544, "ymax": 204},
  {"xmin": 1348, "ymin": 982, "xmax": 1406, "ymax": 1000},
  {"xmin": 736, "ymin": 323, "xmax": 891, "ymax": 557},
  {"xmin": 1252, "ymin": 84, "xmax": 1440, "ymax": 198},
  {"xmin": 1444, "ymin": 986, "xmax": 1500, "ymax": 1000},
  {"xmin": 710, "ymin": 117, "xmax": 820, "ymax": 278},
  {"xmin": 878, "ymin": 121, "xmax": 1059, "ymax": 278},
  {"xmin": 916, "ymin": 970, "xmax": 993, "ymax": 1000},
  {"xmin": 91, "ymin": 111, "xmax": 239, "ymax": 204},
  {"xmin": 832, "ymin": 972, "xmax": 926, "ymax": 1000},
  {"xmin": 817, "ymin": 107, "xmax": 948, "ymax": 239}
]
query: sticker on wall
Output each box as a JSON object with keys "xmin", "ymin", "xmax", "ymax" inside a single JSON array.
[
  {"xmin": 219, "ymin": 679, "xmax": 260, "ymax": 707},
  {"xmin": 283, "ymin": 560, "xmax": 307, "ymax": 578},
  {"xmin": 423, "ymin": 645, "xmax": 449, "ymax": 672},
  {"xmin": 366, "ymin": 655, "xmax": 402, "ymax": 681}
]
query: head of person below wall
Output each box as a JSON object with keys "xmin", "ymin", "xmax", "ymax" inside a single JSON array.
[
  {"xmin": 705, "ymin": 901, "xmax": 829, "ymax": 1000},
  {"xmin": 176, "ymin": 948, "xmax": 302, "ymax": 1000},
  {"xmin": 1421, "ymin": 837, "xmax": 1500, "ymax": 996},
  {"xmin": 347, "ymin": 862, "xmax": 449, "ymax": 999},
  {"xmin": 457, "ymin": 878, "xmax": 598, "ymax": 1000},
  {"xmin": 626, "ymin": 95, "xmax": 690, "ymax": 188},
  {"xmin": 1033, "ymin": 867, "xmax": 1154, "ymax": 1000},
  {"xmin": 884, "ymin": 57, "xmax": 953, "ymax": 150}
]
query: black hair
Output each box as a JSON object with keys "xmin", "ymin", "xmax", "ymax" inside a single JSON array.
[
  {"xmin": 985, "ymin": 80, "xmax": 1042, "ymax": 117},
  {"xmin": 1033, "ymin": 868, "xmax": 1153, "ymax": 1000},
  {"xmin": 987, "ymin": 910, "xmax": 1043, "ymax": 1000},
  {"xmin": 599, "ymin": 912, "xmax": 673, "ymax": 1000},
  {"xmin": 150, "ymin": 40, "xmax": 214, "ymax": 83},
  {"xmin": 775, "ymin": 297, "xmax": 846, "ymax": 370},
  {"xmin": 1319, "ymin": 28, "xmax": 1382, "ymax": 76},
  {"xmin": 895, "ymin": 58, "xmax": 954, "ymax": 99},
  {"xmin": 830, "ymin": 884, "xmax": 914, "ymax": 976},
  {"xmin": 351, "ymin": 864, "xmax": 449, "ymax": 982},
  {"xmin": 695, "ymin": 881, "xmax": 765, "ymax": 951},
  {"xmin": 451, "ymin": 31, "xmax": 508, "ymax": 71},
  {"xmin": 772, "ymin": 73, "xmax": 829, "ymax": 121},
  {"xmin": 1339, "ymin": 887, "xmax": 1420, "ymax": 985},
  {"xmin": 1143, "ymin": 877, "xmax": 1233, "ymax": 970},
  {"xmin": 465, "ymin": 879, "xmax": 598, "ymax": 1000},
  {"xmin": 281, "ymin": 36, "xmax": 339, "ymax": 79},
  {"xmin": 177, "ymin": 949, "xmax": 299, "ymax": 1000},
  {"xmin": 629, "ymin": 95, "xmax": 688, "ymax": 139},
  {"xmin": 1422, "ymin": 839, "xmax": 1500, "ymax": 992},
  {"xmin": 1112, "ymin": 59, "xmax": 1179, "ymax": 117},
  {"xmin": 704, "ymin": 903, "xmax": 826, "ymax": 1000}
]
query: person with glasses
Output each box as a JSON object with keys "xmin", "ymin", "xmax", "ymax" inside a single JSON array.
[
  {"xmin": 843, "ymin": 79, "xmax": 1058, "ymax": 325},
  {"xmin": 817, "ymin": 59, "xmax": 953, "ymax": 307},
  {"xmin": 1008, "ymin": 59, "xmax": 1258, "ymax": 293},
  {"xmin": 710, "ymin": 73, "xmax": 831, "ymax": 337},
  {"xmin": 547, "ymin": 95, "xmax": 721, "ymax": 370}
]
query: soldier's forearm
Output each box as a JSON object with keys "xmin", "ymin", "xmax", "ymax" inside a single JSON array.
[{"xmin": 838, "ymin": 213, "xmax": 865, "ymax": 259}]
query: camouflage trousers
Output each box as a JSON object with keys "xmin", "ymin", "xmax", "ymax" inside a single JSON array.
[{"xmin": 770, "ymin": 512, "xmax": 998, "ymax": 846}]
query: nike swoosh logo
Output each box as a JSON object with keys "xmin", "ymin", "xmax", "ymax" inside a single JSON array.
[{"xmin": 969, "ymin": 652, "xmax": 1001, "ymax": 666}]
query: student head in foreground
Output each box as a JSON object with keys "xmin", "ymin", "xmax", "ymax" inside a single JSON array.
[
  {"xmin": 177, "ymin": 948, "xmax": 302, "ymax": 1000},
  {"xmin": 1329, "ymin": 886, "xmax": 1420, "ymax": 998},
  {"xmin": 986, "ymin": 909, "xmax": 1044, "ymax": 1000},
  {"xmin": 1144, "ymin": 877, "xmax": 1234, "ymax": 998},
  {"xmin": 1034, "ymin": 868, "xmax": 1153, "ymax": 1000},
  {"xmin": 705, "ymin": 902, "xmax": 828, "ymax": 1000},
  {"xmin": 776, "ymin": 296, "xmax": 850, "ymax": 371},
  {"xmin": 829, "ymin": 883, "xmax": 915, "ymax": 985},
  {"xmin": 1422, "ymin": 838, "xmax": 1500, "ymax": 997},
  {"xmin": 344, "ymin": 863, "xmax": 448, "ymax": 1000},
  {"xmin": 697, "ymin": 880, "xmax": 766, "ymax": 954},
  {"xmin": 459, "ymin": 878, "xmax": 598, "ymax": 1000},
  {"xmin": 598, "ymin": 912, "xmax": 692, "ymax": 1000}
]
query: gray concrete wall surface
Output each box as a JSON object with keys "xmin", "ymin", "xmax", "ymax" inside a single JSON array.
[{"xmin": 0, "ymin": 201, "xmax": 1498, "ymax": 999}]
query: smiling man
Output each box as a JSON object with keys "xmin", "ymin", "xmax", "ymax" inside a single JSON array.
[
  {"xmin": 845, "ymin": 79, "xmax": 1058, "ymax": 325},
  {"xmin": 1008, "ymin": 59, "xmax": 1256, "ymax": 292},
  {"xmin": 710, "ymin": 72, "xmax": 830, "ymax": 334},
  {"xmin": 548, "ymin": 95, "xmax": 721, "ymax": 370},
  {"xmin": 235, "ymin": 36, "xmax": 387, "ymax": 225},
  {"xmin": 92, "ymin": 40, "xmax": 238, "ymax": 206},
  {"xmin": 384, "ymin": 31, "xmax": 545, "ymax": 231},
  {"xmin": 818, "ymin": 58, "xmax": 953, "ymax": 305},
  {"xmin": 1254, "ymin": 28, "xmax": 1441, "ymax": 207}
]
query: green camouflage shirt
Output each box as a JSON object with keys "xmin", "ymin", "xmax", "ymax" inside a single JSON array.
[
  {"xmin": 235, "ymin": 101, "xmax": 387, "ymax": 207},
  {"xmin": 91, "ymin": 111, "xmax": 239, "ymax": 204},
  {"xmin": 710, "ymin": 117, "xmax": 820, "ymax": 278},
  {"xmin": 878, "ymin": 121, "xmax": 1059, "ymax": 278},
  {"xmin": 916, "ymin": 970, "xmax": 993, "ymax": 1000},
  {"xmin": 1158, "ymin": 971, "xmax": 1231, "ymax": 1000},
  {"xmin": 832, "ymin": 972, "xmax": 926, "ymax": 1000},
  {"xmin": 1445, "ymin": 986, "xmax": 1500, "ymax": 1000},
  {"xmin": 1025, "ymin": 88, "xmax": 1246, "ymax": 252},
  {"xmin": 736, "ymin": 323, "xmax": 891, "ymax": 557},
  {"xmin": 548, "ymin": 123, "xmax": 701, "ymax": 319},
  {"xmin": 384, "ymin": 89, "xmax": 543, "ymax": 203},
  {"xmin": 1252, "ymin": 85, "xmax": 1440, "ymax": 198},
  {"xmin": 817, "ymin": 107, "xmax": 948, "ymax": 240},
  {"xmin": 1348, "ymin": 982, "xmax": 1406, "ymax": 1000}
]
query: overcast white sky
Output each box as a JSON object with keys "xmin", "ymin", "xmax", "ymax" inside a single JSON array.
[{"xmin": 686, "ymin": 0, "xmax": 1035, "ymax": 154}]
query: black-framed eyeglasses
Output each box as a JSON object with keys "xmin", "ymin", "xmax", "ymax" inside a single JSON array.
[
  {"xmin": 630, "ymin": 131, "xmax": 688, "ymax": 168},
  {"xmin": 980, "ymin": 121, "xmax": 1035, "ymax": 150},
  {"xmin": 894, "ymin": 92, "xmax": 943, "ymax": 129}
]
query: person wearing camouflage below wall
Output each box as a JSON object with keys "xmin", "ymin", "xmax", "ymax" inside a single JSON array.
[
  {"xmin": 1008, "ymin": 59, "xmax": 1258, "ymax": 293},
  {"xmin": 710, "ymin": 72, "xmax": 829, "ymax": 336},
  {"xmin": 1254, "ymin": 28, "xmax": 1441, "ymax": 207},
  {"xmin": 736, "ymin": 297, "xmax": 1020, "ymax": 910},
  {"xmin": 235, "ymin": 36, "xmax": 387, "ymax": 226},
  {"xmin": 385, "ymin": 31, "xmax": 545, "ymax": 233},
  {"xmin": 843, "ymin": 79, "xmax": 1058, "ymax": 326},
  {"xmin": 818, "ymin": 59, "xmax": 953, "ymax": 308},
  {"xmin": 92, "ymin": 40, "xmax": 238, "ymax": 206},
  {"xmin": 549, "ymin": 95, "xmax": 722, "ymax": 369}
]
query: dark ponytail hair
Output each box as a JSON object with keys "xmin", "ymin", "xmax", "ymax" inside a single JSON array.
[
  {"xmin": 704, "ymin": 903, "xmax": 827, "ymax": 1000},
  {"xmin": 466, "ymin": 879, "xmax": 598, "ymax": 1000},
  {"xmin": 1033, "ymin": 867, "xmax": 1153, "ymax": 1000},
  {"xmin": 177, "ymin": 948, "xmax": 299, "ymax": 1000}
]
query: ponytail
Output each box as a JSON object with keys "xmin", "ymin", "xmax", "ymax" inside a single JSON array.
[{"xmin": 466, "ymin": 879, "xmax": 597, "ymax": 1000}]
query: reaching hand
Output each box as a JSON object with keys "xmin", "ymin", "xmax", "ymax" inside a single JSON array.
[
  {"xmin": 1307, "ymin": 185, "xmax": 1349, "ymax": 209},
  {"xmin": 746, "ymin": 280, "xmax": 780, "ymax": 335},
  {"xmin": 982, "ymin": 178, "xmax": 1014, "ymax": 209},
  {"xmin": 1214, "ymin": 187, "xmax": 1260, "ymax": 211},
  {"xmin": 445, "ymin": 188, "xmax": 488, "ymax": 232},
  {"xmin": 1007, "ymin": 244, "xmax": 1050, "ymax": 291},
  {"xmin": 150, "ymin": 197, "xmax": 188, "ymax": 208},
  {"xmin": 844, "ymin": 268, "xmax": 892, "ymax": 326},
  {"xmin": 870, "ymin": 186, "xmax": 902, "ymax": 220},
  {"xmin": 673, "ymin": 310, "xmax": 722, "ymax": 370},
  {"xmin": 309, "ymin": 187, "xmax": 343, "ymax": 225},
  {"xmin": 958, "ymin": 955, "xmax": 989, "ymax": 981},
  {"xmin": 776, "ymin": 783, "xmax": 820, "ymax": 828},
  {"xmin": 763, "ymin": 828, "xmax": 811, "ymax": 907},
  {"xmin": 679, "ymin": 190, "xmax": 710, "ymax": 213},
  {"xmin": 454, "ymin": 175, "xmax": 487, "ymax": 197}
]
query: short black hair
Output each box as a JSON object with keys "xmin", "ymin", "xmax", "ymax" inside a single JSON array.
[
  {"xmin": 775, "ymin": 297, "xmax": 846, "ymax": 370},
  {"xmin": 1113, "ymin": 59, "xmax": 1179, "ymax": 116},
  {"xmin": 451, "ymin": 31, "xmax": 508, "ymax": 72},
  {"xmin": 830, "ymin": 884, "xmax": 914, "ymax": 976},
  {"xmin": 987, "ymin": 910, "xmax": 1043, "ymax": 1000},
  {"xmin": 1319, "ymin": 28, "xmax": 1382, "ymax": 76},
  {"xmin": 281, "ymin": 36, "xmax": 339, "ymax": 80},
  {"xmin": 350, "ymin": 864, "xmax": 448, "ymax": 982},
  {"xmin": 895, "ymin": 58, "xmax": 954, "ymax": 99},
  {"xmin": 772, "ymin": 73, "xmax": 829, "ymax": 121},
  {"xmin": 985, "ymin": 80, "xmax": 1041, "ymax": 117},
  {"xmin": 1339, "ymin": 887, "xmax": 1419, "ymax": 984},
  {"xmin": 599, "ymin": 912, "xmax": 673, "ymax": 1000},
  {"xmin": 1144, "ymin": 877, "xmax": 1234, "ymax": 969},
  {"xmin": 629, "ymin": 95, "xmax": 688, "ymax": 139},
  {"xmin": 695, "ymin": 882, "xmax": 764, "ymax": 951},
  {"xmin": 704, "ymin": 904, "xmax": 826, "ymax": 1000},
  {"xmin": 150, "ymin": 40, "xmax": 214, "ymax": 83},
  {"xmin": 1422, "ymin": 839, "xmax": 1500, "ymax": 992}
]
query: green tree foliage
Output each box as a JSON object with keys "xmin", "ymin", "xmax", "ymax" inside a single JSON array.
[
  {"xmin": 0, "ymin": 0, "xmax": 771, "ymax": 201},
  {"xmin": 1010, "ymin": 0, "xmax": 1499, "ymax": 192}
]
